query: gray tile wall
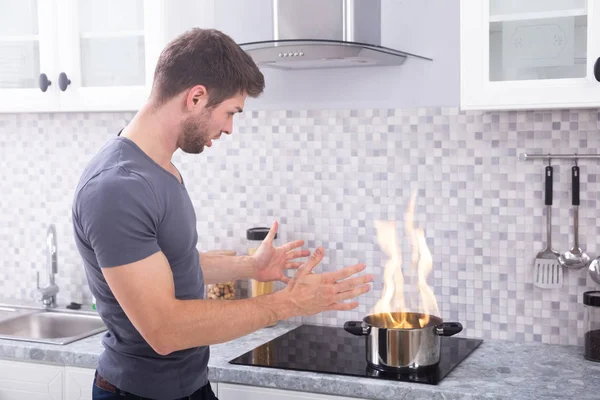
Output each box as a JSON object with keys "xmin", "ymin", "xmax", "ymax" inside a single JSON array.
[{"xmin": 0, "ymin": 107, "xmax": 599, "ymax": 346}]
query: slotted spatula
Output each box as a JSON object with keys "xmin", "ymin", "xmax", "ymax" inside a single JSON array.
[{"xmin": 533, "ymin": 164, "xmax": 563, "ymax": 289}]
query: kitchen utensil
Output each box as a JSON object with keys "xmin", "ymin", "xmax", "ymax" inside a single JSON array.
[
  {"xmin": 533, "ymin": 164, "xmax": 563, "ymax": 289},
  {"xmin": 559, "ymin": 163, "xmax": 590, "ymax": 270},
  {"xmin": 588, "ymin": 257, "xmax": 600, "ymax": 285},
  {"xmin": 344, "ymin": 312, "xmax": 462, "ymax": 371}
]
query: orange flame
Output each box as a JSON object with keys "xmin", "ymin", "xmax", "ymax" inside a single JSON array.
[{"xmin": 371, "ymin": 188, "xmax": 439, "ymax": 329}]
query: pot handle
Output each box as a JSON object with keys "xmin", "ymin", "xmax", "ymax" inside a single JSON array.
[
  {"xmin": 435, "ymin": 322, "xmax": 463, "ymax": 336},
  {"xmin": 344, "ymin": 321, "xmax": 371, "ymax": 336}
]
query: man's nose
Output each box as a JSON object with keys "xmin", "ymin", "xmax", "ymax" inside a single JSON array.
[{"xmin": 223, "ymin": 120, "xmax": 233, "ymax": 135}]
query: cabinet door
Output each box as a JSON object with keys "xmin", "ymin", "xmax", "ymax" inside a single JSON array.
[
  {"xmin": 210, "ymin": 381, "xmax": 219, "ymax": 397},
  {"xmin": 0, "ymin": 0, "xmax": 60, "ymax": 113},
  {"xmin": 65, "ymin": 367, "xmax": 95, "ymax": 400},
  {"xmin": 461, "ymin": 0, "xmax": 600, "ymax": 110},
  {"xmin": 55, "ymin": 0, "xmax": 164, "ymax": 112},
  {"xmin": 218, "ymin": 383, "xmax": 363, "ymax": 400},
  {"xmin": 0, "ymin": 359, "xmax": 63, "ymax": 400}
]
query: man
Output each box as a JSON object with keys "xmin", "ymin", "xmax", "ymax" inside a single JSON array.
[{"xmin": 72, "ymin": 28, "xmax": 373, "ymax": 400}]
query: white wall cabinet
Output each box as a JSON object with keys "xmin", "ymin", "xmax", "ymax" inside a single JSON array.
[
  {"xmin": 219, "ymin": 382, "xmax": 363, "ymax": 400},
  {"xmin": 0, "ymin": 0, "xmax": 60, "ymax": 113},
  {"xmin": 0, "ymin": 0, "xmax": 168, "ymax": 113},
  {"xmin": 0, "ymin": 359, "xmax": 63, "ymax": 400},
  {"xmin": 460, "ymin": 0, "xmax": 600, "ymax": 110}
]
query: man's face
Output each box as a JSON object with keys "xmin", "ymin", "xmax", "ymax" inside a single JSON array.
[{"xmin": 179, "ymin": 92, "xmax": 246, "ymax": 154}]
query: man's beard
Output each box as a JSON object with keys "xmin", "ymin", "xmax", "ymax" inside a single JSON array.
[{"xmin": 179, "ymin": 109, "xmax": 212, "ymax": 154}]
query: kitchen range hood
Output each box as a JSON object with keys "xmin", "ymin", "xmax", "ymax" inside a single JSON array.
[{"xmin": 237, "ymin": 0, "xmax": 432, "ymax": 70}]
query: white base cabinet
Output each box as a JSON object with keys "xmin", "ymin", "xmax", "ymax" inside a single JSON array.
[
  {"xmin": 218, "ymin": 382, "xmax": 363, "ymax": 400},
  {"xmin": 0, "ymin": 360, "xmax": 63, "ymax": 400},
  {"xmin": 0, "ymin": 360, "xmax": 219, "ymax": 400},
  {"xmin": 64, "ymin": 367, "xmax": 94, "ymax": 400}
]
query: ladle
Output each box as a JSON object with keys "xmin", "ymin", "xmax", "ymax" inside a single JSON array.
[{"xmin": 559, "ymin": 160, "xmax": 590, "ymax": 270}]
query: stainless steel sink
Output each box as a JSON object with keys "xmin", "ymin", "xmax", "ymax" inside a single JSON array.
[
  {"xmin": 0, "ymin": 225, "xmax": 108, "ymax": 345},
  {"xmin": 0, "ymin": 306, "xmax": 19, "ymax": 321},
  {"xmin": 0, "ymin": 308, "xmax": 107, "ymax": 345},
  {"xmin": 0, "ymin": 305, "xmax": 38, "ymax": 322}
]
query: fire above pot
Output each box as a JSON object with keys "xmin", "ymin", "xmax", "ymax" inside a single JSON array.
[{"xmin": 370, "ymin": 188, "xmax": 440, "ymax": 329}]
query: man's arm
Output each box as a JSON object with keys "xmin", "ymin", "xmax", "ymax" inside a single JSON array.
[{"xmin": 102, "ymin": 247, "xmax": 372, "ymax": 356}]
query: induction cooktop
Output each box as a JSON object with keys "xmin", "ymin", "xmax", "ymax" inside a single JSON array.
[{"xmin": 229, "ymin": 324, "xmax": 482, "ymax": 385}]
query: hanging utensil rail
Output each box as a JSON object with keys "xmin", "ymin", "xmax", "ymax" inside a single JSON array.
[{"xmin": 519, "ymin": 153, "xmax": 600, "ymax": 161}]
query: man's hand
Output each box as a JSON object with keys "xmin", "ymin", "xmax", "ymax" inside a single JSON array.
[
  {"xmin": 273, "ymin": 246, "xmax": 373, "ymax": 318},
  {"xmin": 250, "ymin": 221, "xmax": 310, "ymax": 283}
]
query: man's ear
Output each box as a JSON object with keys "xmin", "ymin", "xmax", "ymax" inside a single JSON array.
[{"xmin": 186, "ymin": 85, "xmax": 207, "ymax": 109}]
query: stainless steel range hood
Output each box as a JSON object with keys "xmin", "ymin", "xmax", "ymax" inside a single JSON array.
[{"xmin": 237, "ymin": 0, "xmax": 432, "ymax": 70}]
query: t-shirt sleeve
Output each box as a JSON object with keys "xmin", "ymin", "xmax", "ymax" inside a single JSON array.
[{"xmin": 76, "ymin": 167, "xmax": 161, "ymax": 268}]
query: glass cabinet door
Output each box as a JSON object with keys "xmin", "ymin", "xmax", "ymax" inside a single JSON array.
[
  {"xmin": 460, "ymin": 0, "xmax": 600, "ymax": 110},
  {"xmin": 0, "ymin": 0, "xmax": 60, "ymax": 112},
  {"xmin": 488, "ymin": 0, "xmax": 588, "ymax": 82},
  {"xmin": 77, "ymin": 0, "xmax": 146, "ymax": 88},
  {"xmin": 0, "ymin": 0, "xmax": 41, "ymax": 89},
  {"xmin": 56, "ymin": 0, "xmax": 156, "ymax": 111}
]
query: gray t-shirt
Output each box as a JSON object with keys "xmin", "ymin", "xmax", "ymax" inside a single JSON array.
[{"xmin": 72, "ymin": 135, "xmax": 208, "ymax": 399}]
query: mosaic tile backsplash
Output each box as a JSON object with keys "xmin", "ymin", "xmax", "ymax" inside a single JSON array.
[{"xmin": 1, "ymin": 107, "xmax": 599, "ymax": 347}]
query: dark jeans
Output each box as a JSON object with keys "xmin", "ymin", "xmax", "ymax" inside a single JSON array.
[{"xmin": 93, "ymin": 371, "xmax": 219, "ymax": 400}]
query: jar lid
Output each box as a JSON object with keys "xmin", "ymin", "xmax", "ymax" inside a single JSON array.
[
  {"xmin": 583, "ymin": 291, "xmax": 600, "ymax": 307},
  {"xmin": 247, "ymin": 227, "xmax": 277, "ymax": 241}
]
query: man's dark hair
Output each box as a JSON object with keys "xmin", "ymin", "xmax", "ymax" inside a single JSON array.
[{"xmin": 151, "ymin": 28, "xmax": 265, "ymax": 107}]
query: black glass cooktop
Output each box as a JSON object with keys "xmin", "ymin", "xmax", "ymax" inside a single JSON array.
[{"xmin": 229, "ymin": 324, "xmax": 482, "ymax": 385}]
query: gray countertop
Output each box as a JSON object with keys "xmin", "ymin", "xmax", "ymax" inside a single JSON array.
[{"xmin": 0, "ymin": 321, "xmax": 598, "ymax": 400}]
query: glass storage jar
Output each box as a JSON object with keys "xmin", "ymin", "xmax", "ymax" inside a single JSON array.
[
  {"xmin": 584, "ymin": 291, "xmax": 600, "ymax": 362},
  {"xmin": 247, "ymin": 227, "xmax": 278, "ymax": 298},
  {"xmin": 247, "ymin": 227, "xmax": 278, "ymax": 327},
  {"xmin": 205, "ymin": 250, "xmax": 236, "ymax": 300}
]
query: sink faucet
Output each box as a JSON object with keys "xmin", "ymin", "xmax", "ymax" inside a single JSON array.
[{"xmin": 35, "ymin": 224, "xmax": 59, "ymax": 308}]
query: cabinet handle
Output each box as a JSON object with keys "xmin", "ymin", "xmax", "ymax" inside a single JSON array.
[
  {"xmin": 39, "ymin": 73, "xmax": 52, "ymax": 92},
  {"xmin": 58, "ymin": 72, "xmax": 71, "ymax": 91},
  {"xmin": 595, "ymin": 57, "xmax": 600, "ymax": 82}
]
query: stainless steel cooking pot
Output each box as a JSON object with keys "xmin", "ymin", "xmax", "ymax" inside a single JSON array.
[{"xmin": 344, "ymin": 312, "xmax": 463, "ymax": 371}]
